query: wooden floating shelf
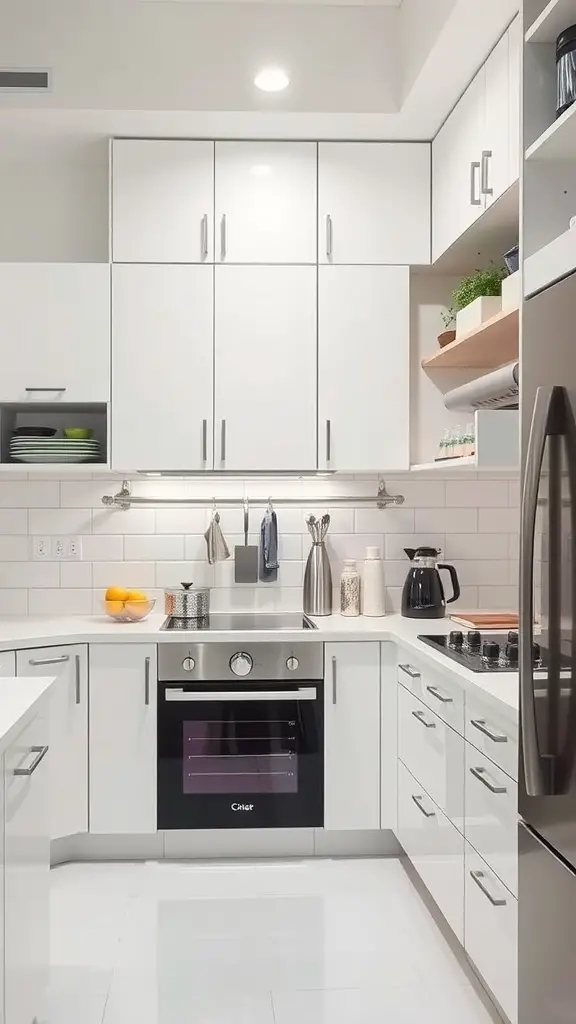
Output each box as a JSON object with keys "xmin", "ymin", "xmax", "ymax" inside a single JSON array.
[{"xmin": 421, "ymin": 308, "xmax": 519, "ymax": 371}]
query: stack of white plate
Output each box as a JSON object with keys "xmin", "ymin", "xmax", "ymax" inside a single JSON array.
[{"xmin": 9, "ymin": 437, "xmax": 102, "ymax": 464}]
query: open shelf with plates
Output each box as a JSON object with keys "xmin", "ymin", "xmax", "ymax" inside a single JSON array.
[{"xmin": 0, "ymin": 403, "xmax": 108, "ymax": 469}]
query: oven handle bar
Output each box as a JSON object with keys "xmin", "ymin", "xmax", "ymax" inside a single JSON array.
[{"xmin": 164, "ymin": 687, "xmax": 318, "ymax": 702}]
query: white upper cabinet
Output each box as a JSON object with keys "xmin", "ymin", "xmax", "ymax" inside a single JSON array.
[
  {"xmin": 318, "ymin": 143, "xmax": 431, "ymax": 265},
  {"xmin": 215, "ymin": 142, "xmax": 317, "ymax": 264},
  {"xmin": 318, "ymin": 265, "xmax": 410, "ymax": 472},
  {"xmin": 483, "ymin": 32, "xmax": 511, "ymax": 208},
  {"xmin": 214, "ymin": 266, "xmax": 317, "ymax": 471},
  {"xmin": 112, "ymin": 140, "xmax": 214, "ymax": 263},
  {"xmin": 0, "ymin": 263, "xmax": 110, "ymax": 403},
  {"xmin": 111, "ymin": 264, "xmax": 213, "ymax": 472}
]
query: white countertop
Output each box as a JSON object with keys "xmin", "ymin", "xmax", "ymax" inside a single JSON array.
[
  {"xmin": 0, "ymin": 613, "xmax": 519, "ymax": 721},
  {"xmin": 0, "ymin": 675, "xmax": 54, "ymax": 753}
]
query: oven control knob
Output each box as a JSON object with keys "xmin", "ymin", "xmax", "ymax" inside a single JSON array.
[
  {"xmin": 286, "ymin": 656, "xmax": 299, "ymax": 672},
  {"xmin": 230, "ymin": 652, "xmax": 253, "ymax": 677},
  {"xmin": 182, "ymin": 656, "xmax": 196, "ymax": 673}
]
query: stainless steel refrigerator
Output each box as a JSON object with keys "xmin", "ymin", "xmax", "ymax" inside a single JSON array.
[{"xmin": 519, "ymin": 276, "xmax": 576, "ymax": 1023}]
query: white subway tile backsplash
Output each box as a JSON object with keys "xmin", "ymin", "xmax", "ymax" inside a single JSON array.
[
  {"xmin": 28, "ymin": 589, "xmax": 93, "ymax": 616},
  {"xmin": 479, "ymin": 508, "xmax": 520, "ymax": 533},
  {"xmin": 446, "ymin": 480, "xmax": 510, "ymax": 508},
  {"xmin": 0, "ymin": 537, "xmax": 30, "ymax": 562},
  {"xmin": 444, "ymin": 534, "xmax": 510, "ymax": 560},
  {"xmin": 29, "ymin": 508, "xmax": 92, "ymax": 535},
  {"xmin": 124, "ymin": 535, "xmax": 185, "ymax": 562},
  {"xmin": 478, "ymin": 585, "xmax": 518, "ymax": 610},
  {"xmin": 155, "ymin": 509, "xmax": 209, "ymax": 535},
  {"xmin": 0, "ymin": 510, "xmax": 28, "ymax": 535},
  {"xmin": 0, "ymin": 590, "xmax": 28, "ymax": 615},
  {"xmin": 93, "ymin": 509, "xmax": 156, "ymax": 535},
  {"xmin": 0, "ymin": 482, "xmax": 59, "ymax": 508},
  {"xmin": 386, "ymin": 479, "xmax": 446, "ymax": 508},
  {"xmin": 384, "ymin": 534, "xmax": 445, "ymax": 561},
  {"xmin": 60, "ymin": 562, "xmax": 93, "ymax": 589},
  {"xmin": 155, "ymin": 562, "xmax": 214, "ymax": 588},
  {"xmin": 92, "ymin": 562, "xmax": 156, "ymax": 589},
  {"xmin": 81, "ymin": 535, "xmax": 124, "ymax": 562},
  {"xmin": 355, "ymin": 508, "xmax": 415, "ymax": 534},
  {"xmin": 509, "ymin": 480, "xmax": 520, "ymax": 507},
  {"xmin": 327, "ymin": 535, "xmax": 384, "ymax": 564},
  {"xmin": 60, "ymin": 481, "xmax": 102, "ymax": 508},
  {"xmin": 0, "ymin": 562, "xmax": 59, "ymax": 588},
  {"xmin": 450, "ymin": 560, "xmax": 511, "ymax": 587},
  {"xmin": 415, "ymin": 508, "xmax": 478, "ymax": 533},
  {"xmin": 185, "ymin": 535, "xmax": 208, "ymax": 561}
]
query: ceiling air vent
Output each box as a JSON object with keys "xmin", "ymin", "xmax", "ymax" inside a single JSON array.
[{"xmin": 0, "ymin": 69, "xmax": 51, "ymax": 92}]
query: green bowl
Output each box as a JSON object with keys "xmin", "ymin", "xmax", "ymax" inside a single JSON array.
[{"xmin": 64, "ymin": 428, "xmax": 93, "ymax": 440}]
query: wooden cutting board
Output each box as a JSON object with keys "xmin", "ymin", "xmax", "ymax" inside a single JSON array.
[{"xmin": 450, "ymin": 612, "xmax": 519, "ymax": 630}]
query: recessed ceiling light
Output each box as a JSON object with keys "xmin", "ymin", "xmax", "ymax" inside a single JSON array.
[{"xmin": 254, "ymin": 67, "xmax": 290, "ymax": 93}]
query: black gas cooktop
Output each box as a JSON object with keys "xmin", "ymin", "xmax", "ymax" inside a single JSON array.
[{"xmin": 418, "ymin": 629, "xmax": 549, "ymax": 673}]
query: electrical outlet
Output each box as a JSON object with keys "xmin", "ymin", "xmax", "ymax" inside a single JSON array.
[
  {"xmin": 50, "ymin": 536, "xmax": 82, "ymax": 560},
  {"xmin": 53, "ymin": 538, "xmax": 65, "ymax": 559},
  {"xmin": 33, "ymin": 537, "xmax": 51, "ymax": 561},
  {"xmin": 66, "ymin": 537, "xmax": 82, "ymax": 561}
]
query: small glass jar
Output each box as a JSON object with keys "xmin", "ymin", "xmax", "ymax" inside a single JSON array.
[{"xmin": 340, "ymin": 560, "xmax": 360, "ymax": 617}]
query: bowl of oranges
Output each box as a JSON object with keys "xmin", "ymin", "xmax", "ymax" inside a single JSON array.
[{"xmin": 102, "ymin": 587, "xmax": 156, "ymax": 623}]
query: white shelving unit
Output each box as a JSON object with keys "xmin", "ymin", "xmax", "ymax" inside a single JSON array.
[
  {"xmin": 525, "ymin": 101, "xmax": 576, "ymax": 161},
  {"xmin": 526, "ymin": 0, "xmax": 576, "ymax": 43},
  {"xmin": 524, "ymin": 224, "xmax": 576, "ymax": 295},
  {"xmin": 410, "ymin": 411, "xmax": 519, "ymax": 473}
]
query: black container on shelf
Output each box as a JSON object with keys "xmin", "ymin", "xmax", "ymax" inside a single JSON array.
[
  {"xmin": 503, "ymin": 244, "xmax": 519, "ymax": 275},
  {"xmin": 557, "ymin": 25, "xmax": 576, "ymax": 118}
]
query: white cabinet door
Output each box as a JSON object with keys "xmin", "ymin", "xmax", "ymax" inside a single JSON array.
[
  {"xmin": 398, "ymin": 686, "xmax": 465, "ymax": 830},
  {"xmin": 483, "ymin": 32, "xmax": 511, "ymax": 207},
  {"xmin": 318, "ymin": 266, "xmax": 409, "ymax": 471},
  {"xmin": 324, "ymin": 643, "xmax": 380, "ymax": 830},
  {"xmin": 17, "ymin": 645, "xmax": 88, "ymax": 841},
  {"xmin": 465, "ymin": 843, "xmax": 518, "ymax": 1023},
  {"xmin": 319, "ymin": 143, "xmax": 430, "ymax": 265},
  {"xmin": 4, "ymin": 713, "xmax": 50, "ymax": 1024},
  {"xmin": 397, "ymin": 760, "xmax": 464, "ymax": 942},
  {"xmin": 215, "ymin": 266, "xmax": 317, "ymax": 471},
  {"xmin": 0, "ymin": 651, "xmax": 15, "ymax": 676},
  {"xmin": 112, "ymin": 264, "xmax": 214, "ymax": 472},
  {"xmin": 112, "ymin": 139, "xmax": 214, "ymax": 263},
  {"xmin": 89, "ymin": 644, "xmax": 157, "ymax": 834},
  {"xmin": 508, "ymin": 16, "xmax": 521, "ymax": 186},
  {"xmin": 464, "ymin": 743, "xmax": 518, "ymax": 896},
  {"xmin": 0, "ymin": 264, "xmax": 110, "ymax": 402},
  {"xmin": 215, "ymin": 142, "xmax": 317, "ymax": 264},
  {"xmin": 432, "ymin": 69, "xmax": 485, "ymax": 261}
]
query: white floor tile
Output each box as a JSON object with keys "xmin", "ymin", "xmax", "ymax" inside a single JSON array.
[
  {"xmin": 272, "ymin": 984, "xmax": 501, "ymax": 1024},
  {"xmin": 103, "ymin": 973, "xmax": 274, "ymax": 1024}
]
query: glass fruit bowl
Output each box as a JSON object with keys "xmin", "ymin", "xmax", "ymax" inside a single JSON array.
[{"xmin": 102, "ymin": 598, "xmax": 156, "ymax": 623}]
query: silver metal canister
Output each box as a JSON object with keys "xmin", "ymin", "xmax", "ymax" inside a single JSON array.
[
  {"xmin": 164, "ymin": 582, "xmax": 210, "ymax": 618},
  {"xmin": 303, "ymin": 515, "xmax": 333, "ymax": 617}
]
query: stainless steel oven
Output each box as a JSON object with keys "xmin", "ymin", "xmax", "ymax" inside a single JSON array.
[{"xmin": 157, "ymin": 643, "xmax": 324, "ymax": 829}]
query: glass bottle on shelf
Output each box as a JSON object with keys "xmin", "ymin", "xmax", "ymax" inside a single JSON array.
[
  {"xmin": 437, "ymin": 428, "xmax": 451, "ymax": 461},
  {"xmin": 465, "ymin": 421, "xmax": 476, "ymax": 458}
]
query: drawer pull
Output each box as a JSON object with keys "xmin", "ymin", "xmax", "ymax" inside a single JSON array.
[
  {"xmin": 399, "ymin": 663, "xmax": 421, "ymax": 679},
  {"xmin": 29, "ymin": 654, "xmax": 70, "ymax": 667},
  {"xmin": 470, "ymin": 718, "xmax": 508, "ymax": 744},
  {"xmin": 411, "ymin": 709, "xmax": 436, "ymax": 729},
  {"xmin": 411, "ymin": 793, "xmax": 435, "ymax": 818},
  {"xmin": 470, "ymin": 869, "xmax": 507, "ymax": 907},
  {"xmin": 426, "ymin": 684, "xmax": 453, "ymax": 704},
  {"xmin": 470, "ymin": 766, "xmax": 507, "ymax": 794},
  {"xmin": 14, "ymin": 745, "xmax": 49, "ymax": 777}
]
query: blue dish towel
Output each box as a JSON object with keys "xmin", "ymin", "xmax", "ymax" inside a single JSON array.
[{"xmin": 260, "ymin": 510, "xmax": 279, "ymax": 582}]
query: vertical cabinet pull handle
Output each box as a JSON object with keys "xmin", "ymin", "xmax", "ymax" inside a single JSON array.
[
  {"xmin": 326, "ymin": 420, "xmax": 331, "ymax": 464},
  {"xmin": 220, "ymin": 214, "xmax": 227, "ymax": 261},
  {"xmin": 470, "ymin": 161, "xmax": 481, "ymax": 206},
  {"xmin": 326, "ymin": 214, "xmax": 333, "ymax": 259},
  {"xmin": 481, "ymin": 151, "xmax": 493, "ymax": 196},
  {"xmin": 145, "ymin": 657, "xmax": 151, "ymax": 707},
  {"xmin": 332, "ymin": 656, "xmax": 337, "ymax": 705},
  {"xmin": 201, "ymin": 213, "xmax": 209, "ymax": 259},
  {"xmin": 75, "ymin": 655, "xmax": 81, "ymax": 705},
  {"xmin": 202, "ymin": 419, "xmax": 208, "ymax": 463},
  {"xmin": 221, "ymin": 421, "xmax": 226, "ymax": 463}
]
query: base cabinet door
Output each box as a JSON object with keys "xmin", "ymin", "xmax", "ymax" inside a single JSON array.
[
  {"xmin": 397, "ymin": 760, "xmax": 464, "ymax": 942},
  {"xmin": 0, "ymin": 652, "xmax": 15, "ymax": 677},
  {"xmin": 465, "ymin": 841, "xmax": 517, "ymax": 1024},
  {"xmin": 4, "ymin": 713, "xmax": 50, "ymax": 1024},
  {"xmin": 324, "ymin": 643, "xmax": 380, "ymax": 830},
  {"xmin": 17, "ymin": 645, "xmax": 88, "ymax": 841},
  {"xmin": 318, "ymin": 266, "xmax": 409, "ymax": 472},
  {"xmin": 89, "ymin": 644, "xmax": 157, "ymax": 834}
]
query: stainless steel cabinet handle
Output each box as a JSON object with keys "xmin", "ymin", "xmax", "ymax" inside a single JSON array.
[
  {"xmin": 326, "ymin": 420, "xmax": 331, "ymax": 464},
  {"xmin": 220, "ymin": 420, "xmax": 226, "ymax": 463},
  {"xmin": 14, "ymin": 745, "xmax": 49, "ymax": 777},
  {"xmin": 426, "ymin": 684, "xmax": 453, "ymax": 704},
  {"xmin": 201, "ymin": 213, "xmax": 209, "ymax": 259},
  {"xmin": 470, "ymin": 869, "xmax": 507, "ymax": 907},
  {"xmin": 470, "ymin": 766, "xmax": 507, "ymax": 794},
  {"xmin": 166, "ymin": 687, "xmax": 317, "ymax": 702},
  {"xmin": 399, "ymin": 663, "xmax": 421, "ymax": 679},
  {"xmin": 470, "ymin": 718, "xmax": 507, "ymax": 744},
  {"xmin": 220, "ymin": 214, "xmax": 226, "ymax": 261},
  {"xmin": 75, "ymin": 654, "xmax": 81, "ymax": 705},
  {"xmin": 481, "ymin": 150, "xmax": 493, "ymax": 196},
  {"xmin": 144, "ymin": 656, "xmax": 150, "ymax": 707},
  {"xmin": 332, "ymin": 656, "xmax": 337, "ymax": 705},
  {"xmin": 411, "ymin": 794, "xmax": 435, "ymax": 818},
  {"xmin": 470, "ymin": 161, "xmax": 481, "ymax": 206},
  {"xmin": 326, "ymin": 214, "xmax": 333, "ymax": 259},
  {"xmin": 411, "ymin": 709, "xmax": 436, "ymax": 729},
  {"xmin": 202, "ymin": 419, "xmax": 208, "ymax": 463},
  {"xmin": 25, "ymin": 387, "xmax": 67, "ymax": 393},
  {"xmin": 29, "ymin": 654, "xmax": 70, "ymax": 667}
]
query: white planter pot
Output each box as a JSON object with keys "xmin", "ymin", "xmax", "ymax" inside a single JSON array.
[
  {"xmin": 456, "ymin": 295, "xmax": 502, "ymax": 337},
  {"xmin": 501, "ymin": 271, "xmax": 520, "ymax": 312}
]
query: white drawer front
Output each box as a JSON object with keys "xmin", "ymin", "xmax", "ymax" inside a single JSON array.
[
  {"xmin": 465, "ymin": 842, "xmax": 518, "ymax": 1024},
  {"xmin": 465, "ymin": 744, "xmax": 518, "ymax": 896},
  {"xmin": 465, "ymin": 693, "xmax": 518, "ymax": 781},
  {"xmin": 398, "ymin": 760, "xmax": 464, "ymax": 942},
  {"xmin": 397, "ymin": 656, "xmax": 465, "ymax": 735},
  {"xmin": 398, "ymin": 686, "xmax": 464, "ymax": 828}
]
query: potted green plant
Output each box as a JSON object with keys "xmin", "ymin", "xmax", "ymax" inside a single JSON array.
[
  {"xmin": 452, "ymin": 264, "xmax": 508, "ymax": 337},
  {"xmin": 438, "ymin": 308, "xmax": 456, "ymax": 348}
]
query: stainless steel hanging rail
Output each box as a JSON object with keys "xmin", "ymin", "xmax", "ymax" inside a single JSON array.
[{"xmin": 102, "ymin": 480, "xmax": 405, "ymax": 511}]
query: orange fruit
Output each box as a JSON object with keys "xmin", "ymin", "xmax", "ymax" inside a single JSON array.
[
  {"xmin": 105, "ymin": 600, "xmax": 125, "ymax": 616},
  {"xmin": 105, "ymin": 586, "xmax": 128, "ymax": 602},
  {"xmin": 126, "ymin": 589, "xmax": 148, "ymax": 602},
  {"xmin": 126, "ymin": 601, "xmax": 150, "ymax": 621}
]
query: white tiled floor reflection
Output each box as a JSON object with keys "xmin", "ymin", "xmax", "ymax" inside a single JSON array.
[{"xmin": 44, "ymin": 858, "xmax": 503, "ymax": 1023}]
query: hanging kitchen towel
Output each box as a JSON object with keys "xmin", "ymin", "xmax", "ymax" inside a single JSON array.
[
  {"xmin": 260, "ymin": 508, "xmax": 279, "ymax": 582},
  {"xmin": 204, "ymin": 511, "xmax": 230, "ymax": 565}
]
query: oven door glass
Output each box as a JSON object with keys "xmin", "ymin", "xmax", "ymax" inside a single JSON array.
[{"xmin": 157, "ymin": 681, "xmax": 323, "ymax": 829}]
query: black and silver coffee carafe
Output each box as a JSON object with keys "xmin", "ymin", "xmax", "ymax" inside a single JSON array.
[{"xmin": 401, "ymin": 547, "xmax": 460, "ymax": 619}]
